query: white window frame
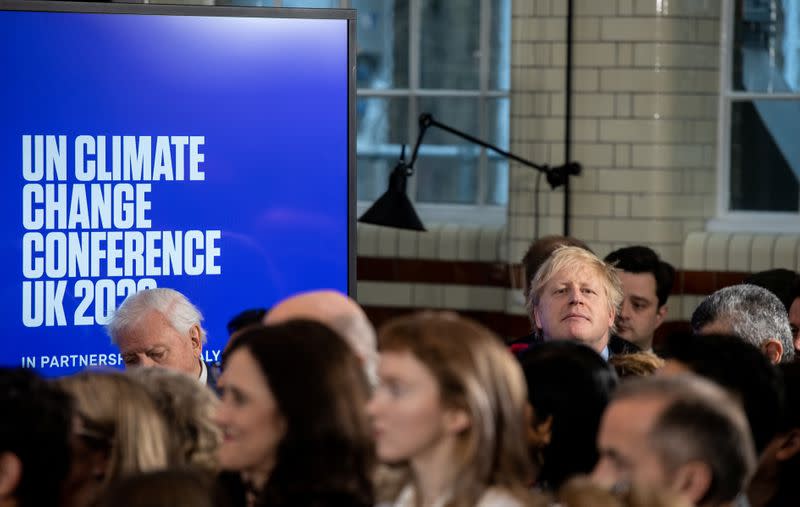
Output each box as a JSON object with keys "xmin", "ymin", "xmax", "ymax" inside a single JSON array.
[
  {"xmin": 353, "ymin": 0, "xmax": 510, "ymax": 226},
  {"xmin": 710, "ymin": 0, "xmax": 800, "ymax": 234},
  {"xmin": 272, "ymin": 0, "xmax": 511, "ymax": 226}
]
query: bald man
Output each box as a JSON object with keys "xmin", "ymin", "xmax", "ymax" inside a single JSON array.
[{"xmin": 263, "ymin": 290, "xmax": 378, "ymax": 386}]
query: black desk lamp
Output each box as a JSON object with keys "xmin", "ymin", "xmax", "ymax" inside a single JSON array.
[{"xmin": 358, "ymin": 113, "xmax": 581, "ymax": 231}]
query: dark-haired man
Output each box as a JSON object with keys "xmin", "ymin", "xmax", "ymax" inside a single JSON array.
[
  {"xmin": 605, "ymin": 246, "xmax": 674, "ymax": 351},
  {"xmin": 0, "ymin": 367, "xmax": 73, "ymax": 507},
  {"xmin": 658, "ymin": 333, "xmax": 782, "ymax": 455},
  {"xmin": 592, "ymin": 375, "xmax": 756, "ymax": 507}
]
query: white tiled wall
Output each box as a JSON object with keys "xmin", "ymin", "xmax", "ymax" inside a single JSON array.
[
  {"xmin": 509, "ymin": 0, "xmax": 720, "ymax": 271},
  {"xmin": 357, "ymin": 1, "xmax": 800, "ymax": 320},
  {"xmin": 683, "ymin": 232, "xmax": 800, "ymax": 273},
  {"xmin": 674, "ymin": 231, "xmax": 800, "ymax": 319},
  {"xmin": 356, "ymin": 223, "xmax": 521, "ymax": 313},
  {"xmin": 356, "ymin": 223, "xmax": 507, "ymax": 262}
]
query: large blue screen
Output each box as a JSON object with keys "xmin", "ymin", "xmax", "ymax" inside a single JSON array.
[{"xmin": 0, "ymin": 5, "xmax": 352, "ymax": 376}]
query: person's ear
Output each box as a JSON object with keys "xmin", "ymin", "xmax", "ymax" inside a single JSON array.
[
  {"xmin": 533, "ymin": 304, "xmax": 543, "ymax": 331},
  {"xmin": 0, "ymin": 452, "xmax": 22, "ymax": 499},
  {"xmin": 776, "ymin": 428, "xmax": 800, "ymax": 462},
  {"xmin": 189, "ymin": 324, "xmax": 203, "ymax": 356},
  {"xmin": 443, "ymin": 408, "xmax": 471, "ymax": 434},
  {"xmin": 670, "ymin": 460, "xmax": 712, "ymax": 505},
  {"xmin": 655, "ymin": 304, "xmax": 668, "ymax": 329},
  {"xmin": 762, "ymin": 339, "xmax": 784, "ymax": 365},
  {"xmin": 527, "ymin": 413, "xmax": 553, "ymax": 449}
]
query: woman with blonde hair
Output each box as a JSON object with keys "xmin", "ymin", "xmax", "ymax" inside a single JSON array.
[
  {"xmin": 368, "ymin": 311, "xmax": 535, "ymax": 507},
  {"xmin": 128, "ymin": 366, "xmax": 221, "ymax": 470},
  {"xmin": 57, "ymin": 371, "xmax": 170, "ymax": 507},
  {"xmin": 608, "ymin": 351, "xmax": 664, "ymax": 378}
]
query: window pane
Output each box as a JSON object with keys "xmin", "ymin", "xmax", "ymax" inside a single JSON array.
[
  {"xmin": 487, "ymin": 98, "xmax": 509, "ymax": 204},
  {"xmin": 420, "ymin": 0, "xmax": 481, "ymax": 90},
  {"xmin": 486, "ymin": 160, "xmax": 508, "ymax": 205},
  {"xmin": 415, "ymin": 97, "xmax": 479, "ymax": 203},
  {"xmin": 487, "ymin": 97, "xmax": 509, "ymax": 148},
  {"xmin": 357, "ymin": 97, "xmax": 409, "ymax": 201},
  {"xmin": 353, "ymin": 0, "xmax": 409, "ymax": 89},
  {"xmin": 733, "ymin": 0, "xmax": 800, "ymax": 93},
  {"xmin": 490, "ymin": 0, "xmax": 512, "ymax": 90},
  {"xmin": 415, "ymin": 152, "xmax": 479, "ymax": 203},
  {"xmin": 729, "ymin": 100, "xmax": 799, "ymax": 211}
]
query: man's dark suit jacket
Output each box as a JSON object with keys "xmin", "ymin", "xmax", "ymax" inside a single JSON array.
[{"xmin": 509, "ymin": 332, "xmax": 640, "ymax": 358}]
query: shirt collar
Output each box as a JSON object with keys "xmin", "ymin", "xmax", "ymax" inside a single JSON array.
[{"xmin": 198, "ymin": 358, "xmax": 208, "ymax": 385}]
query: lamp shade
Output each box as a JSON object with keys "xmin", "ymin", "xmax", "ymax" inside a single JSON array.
[{"xmin": 358, "ymin": 163, "xmax": 425, "ymax": 231}]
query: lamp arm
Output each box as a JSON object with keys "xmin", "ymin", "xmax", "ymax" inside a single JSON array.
[
  {"xmin": 404, "ymin": 113, "xmax": 580, "ymax": 189},
  {"xmin": 406, "ymin": 117, "xmax": 431, "ymax": 174},
  {"xmin": 409, "ymin": 113, "xmax": 548, "ymax": 173}
]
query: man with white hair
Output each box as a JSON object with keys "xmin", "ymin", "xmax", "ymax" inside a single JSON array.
[
  {"xmin": 263, "ymin": 289, "xmax": 378, "ymax": 387},
  {"xmin": 691, "ymin": 284, "xmax": 795, "ymax": 364},
  {"xmin": 108, "ymin": 288, "xmax": 216, "ymax": 386}
]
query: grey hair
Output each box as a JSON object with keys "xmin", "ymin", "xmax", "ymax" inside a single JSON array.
[
  {"xmin": 107, "ymin": 288, "xmax": 206, "ymax": 344},
  {"xmin": 614, "ymin": 374, "xmax": 757, "ymax": 505},
  {"xmin": 691, "ymin": 284, "xmax": 794, "ymax": 362}
]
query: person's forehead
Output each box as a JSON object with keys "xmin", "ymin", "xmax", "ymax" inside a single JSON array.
[
  {"xmin": 118, "ymin": 310, "xmax": 183, "ymax": 348},
  {"xmin": 696, "ymin": 319, "xmax": 733, "ymax": 336},
  {"xmin": 618, "ymin": 271, "xmax": 658, "ymax": 297},
  {"xmin": 604, "ymin": 396, "xmax": 666, "ymax": 437},
  {"xmin": 379, "ymin": 349, "xmax": 441, "ymax": 386},
  {"xmin": 549, "ymin": 264, "xmax": 602, "ymax": 285}
]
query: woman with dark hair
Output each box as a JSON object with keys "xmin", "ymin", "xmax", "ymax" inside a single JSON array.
[
  {"xmin": 518, "ymin": 340, "xmax": 618, "ymax": 491},
  {"xmin": 214, "ymin": 320, "xmax": 374, "ymax": 507}
]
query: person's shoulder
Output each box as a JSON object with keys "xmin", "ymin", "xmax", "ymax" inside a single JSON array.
[
  {"xmin": 508, "ymin": 332, "xmax": 542, "ymax": 357},
  {"xmin": 309, "ymin": 491, "xmax": 371, "ymax": 507},
  {"xmin": 205, "ymin": 360, "xmax": 222, "ymax": 392},
  {"xmin": 608, "ymin": 334, "xmax": 640, "ymax": 356},
  {"xmin": 275, "ymin": 489, "xmax": 372, "ymax": 507},
  {"xmin": 376, "ymin": 484, "xmax": 413, "ymax": 507},
  {"xmin": 476, "ymin": 487, "xmax": 529, "ymax": 507}
]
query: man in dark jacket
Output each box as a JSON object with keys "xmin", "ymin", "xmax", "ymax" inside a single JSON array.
[{"xmin": 512, "ymin": 237, "xmax": 637, "ymax": 358}]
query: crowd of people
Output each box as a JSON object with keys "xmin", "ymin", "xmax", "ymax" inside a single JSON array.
[{"xmin": 4, "ymin": 236, "xmax": 800, "ymax": 507}]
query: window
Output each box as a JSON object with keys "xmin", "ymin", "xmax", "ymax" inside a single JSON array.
[
  {"xmin": 219, "ymin": 0, "xmax": 511, "ymax": 224},
  {"xmin": 715, "ymin": 0, "xmax": 800, "ymax": 232},
  {"xmin": 355, "ymin": 0, "xmax": 511, "ymax": 225}
]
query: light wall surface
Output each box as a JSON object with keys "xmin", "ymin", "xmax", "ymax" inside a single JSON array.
[{"xmin": 356, "ymin": 0, "xmax": 800, "ymax": 324}]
